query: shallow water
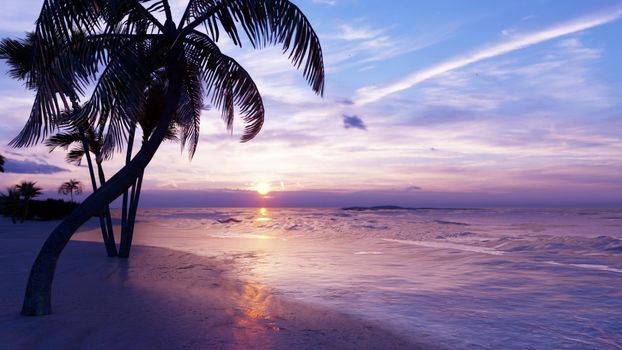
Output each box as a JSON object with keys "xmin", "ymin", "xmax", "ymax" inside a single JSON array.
[{"xmin": 133, "ymin": 208, "xmax": 622, "ymax": 349}]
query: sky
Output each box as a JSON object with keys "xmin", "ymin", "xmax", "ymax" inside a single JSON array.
[{"xmin": 0, "ymin": 0, "xmax": 621, "ymax": 208}]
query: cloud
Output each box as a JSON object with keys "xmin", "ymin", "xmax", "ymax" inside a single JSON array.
[
  {"xmin": 311, "ymin": 0, "xmax": 336, "ymax": 5},
  {"xmin": 334, "ymin": 24, "xmax": 383, "ymax": 41},
  {"xmin": 405, "ymin": 186, "xmax": 422, "ymax": 191},
  {"xmin": 343, "ymin": 115, "xmax": 367, "ymax": 130},
  {"xmin": 337, "ymin": 98, "xmax": 355, "ymax": 106},
  {"xmin": 3, "ymin": 159, "xmax": 68, "ymax": 174},
  {"xmin": 356, "ymin": 7, "xmax": 622, "ymax": 104}
]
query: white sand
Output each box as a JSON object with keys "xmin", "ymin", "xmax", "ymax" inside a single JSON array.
[{"xmin": 0, "ymin": 218, "xmax": 423, "ymax": 349}]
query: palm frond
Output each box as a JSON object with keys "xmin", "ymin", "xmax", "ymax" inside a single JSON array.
[
  {"xmin": 185, "ymin": 31, "xmax": 265, "ymax": 142},
  {"xmin": 76, "ymin": 43, "xmax": 153, "ymax": 158},
  {"xmin": 102, "ymin": 0, "xmax": 167, "ymax": 34},
  {"xmin": 134, "ymin": 70, "xmax": 179, "ymax": 146},
  {"xmin": 44, "ymin": 132, "xmax": 84, "ymax": 152},
  {"xmin": 176, "ymin": 57, "xmax": 204, "ymax": 157},
  {"xmin": 185, "ymin": 0, "xmax": 325, "ymax": 95},
  {"xmin": 2, "ymin": 32, "xmax": 152, "ymax": 148},
  {"xmin": 3, "ymin": 0, "xmax": 163, "ymax": 148},
  {"xmin": 0, "ymin": 34, "xmax": 36, "ymax": 84},
  {"xmin": 66, "ymin": 146, "xmax": 86, "ymax": 166}
]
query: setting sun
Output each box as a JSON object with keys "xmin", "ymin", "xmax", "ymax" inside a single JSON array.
[{"xmin": 256, "ymin": 182, "xmax": 271, "ymax": 196}]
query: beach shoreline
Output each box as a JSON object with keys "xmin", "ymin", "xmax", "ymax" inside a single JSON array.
[{"xmin": 0, "ymin": 218, "xmax": 423, "ymax": 350}]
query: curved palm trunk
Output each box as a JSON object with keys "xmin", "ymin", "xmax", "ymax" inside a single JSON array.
[
  {"xmin": 96, "ymin": 160, "xmax": 117, "ymax": 255},
  {"xmin": 21, "ymin": 59, "xmax": 184, "ymax": 316},
  {"xmin": 81, "ymin": 137, "xmax": 117, "ymax": 257}
]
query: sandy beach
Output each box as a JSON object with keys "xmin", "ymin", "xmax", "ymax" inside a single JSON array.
[
  {"xmin": 0, "ymin": 217, "xmax": 421, "ymax": 350},
  {"xmin": 2, "ymin": 208, "xmax": 622, "ymax": 349}
]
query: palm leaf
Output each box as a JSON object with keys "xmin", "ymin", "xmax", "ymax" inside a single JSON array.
[
  {"xmin": 44, "ymin": 132, "xmax": 84, "ymax": 151},
  {"xmin": 176, "ymin": 57, "xmax": 205, "ymax": 157},
  {"xmin": 185, "ymin": 31, "xmax": 265, "ymax": 142},
  {"xmin": 0, "ymin": 34, "xmax": 36, "ymax": 84},
  {"xmin": 3, "ymin": 0, "xmax": 163, "ymax": 148},
  {"xmin": 185, "ymin": 0, "xmax": 325, "ymax": 95},
  {"xmin": 66, "ymin": 146, "xmax": 86, "ymax": 166}
]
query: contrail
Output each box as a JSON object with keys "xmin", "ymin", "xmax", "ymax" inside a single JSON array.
[{"xmin": 356, "ymin": 7, "xmax": 622, "ymax": 104}]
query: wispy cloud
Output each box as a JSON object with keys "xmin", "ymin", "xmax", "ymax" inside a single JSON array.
[
  {"xmin": 311, "ymin": 0, "xmax": 336, "ymax": 5},
  {"xmin": 334, "ymin": 24, "xmax": 384, "ymax": 41},
  {"xmin": 356, "ymin": 7, "xmax": 622, "ymax": 104}
]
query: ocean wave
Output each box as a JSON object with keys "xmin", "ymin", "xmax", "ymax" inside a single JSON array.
[{"xmin": 382, "ymin": 238, "xmax": 504, "ymax": 255}]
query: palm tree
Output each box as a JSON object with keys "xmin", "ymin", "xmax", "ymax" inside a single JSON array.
[
  {"xmin": 0, "ymin": 153, "xmax": 5, "ymax": 172},
  {"xmin": 119, "ymin": 73, "xmax": 180, "ymax": 258},
  {"xmin": 58, "ymin": 179, "xmax": 83, "ymax": 202},
  {"xmin": 46, "ymin": 107, "xmax": 178, "ymax": 258},
  {"xmin": 46, "ymin": 122, "xmax": 121, "ymax": 257},
  {"xmin": 1, "ymin": 186, "xmax": 20, "ymax": 223},
  {"xmin": 16, "ymin": 181, "xmax": 42, "ymax": 223},
  {"xmin": 3, "ymin": 0, "xmax": 324, "ymax": 316}
]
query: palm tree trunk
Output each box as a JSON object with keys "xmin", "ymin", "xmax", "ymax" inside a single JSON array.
[
  {"xmin": 119, "ymin": 169, "xmax": 144, "ymax": 258},
  {"xmin": 21, "ymin": 199, "xmax": 29, "ymax": 223},
  {"xmin": 119, "ymin": 124, "xmax": 136, "ymax": 256},
  {"xmin": 81, "ymin": 137, "xmax": 117, "ymax": 257},
  {"xmin": 96, "ymin": 160, "xmax": 118, "ymax": 255},
  {"xmin": 21, "ymin": 58, "xmax": 184, "ymax": 316}
]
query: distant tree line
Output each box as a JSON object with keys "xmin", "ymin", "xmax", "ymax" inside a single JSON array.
[{"xmin": 1, "ymin": 181, "xmax": 79, "ymax": 222}]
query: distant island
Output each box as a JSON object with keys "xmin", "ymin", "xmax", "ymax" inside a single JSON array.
[
  {"xmin": 341, "ymin": 205, "xmax": 416, "ymax": 211},
  {"xmin": 341, "ymin": 205, "xmax": 479, "ymax": 211}
]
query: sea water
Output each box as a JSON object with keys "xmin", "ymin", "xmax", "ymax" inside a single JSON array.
[{"xmin": 133, "ymin": 208, "xmax": 622, "ymax": 349}]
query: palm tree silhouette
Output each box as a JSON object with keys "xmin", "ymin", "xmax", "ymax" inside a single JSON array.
[
  {"xmin": 16, "ymin": 181, "xmax": 42, "ymax": 223},
  {"xmin": 0, "ymin": 153, "xmax": 5, "ymax": 172},
  {"xmin": 2, "ymin": 0, "xmax": 324, "ymax": 316},
  {"xmin": 1, "ymin": 186, "xmax": 20, "ymax": 223},
  {"xmin": 58, "ymin": 179, "xmax": 83, "ymax": 202},
  {"xmin": 46, "ymin": 124, "xmax": 118, "ymax": 256},
  {"xmin": 119, "ymin": 72, "xmax": 181, "ymax": 257},
  {"xmin": 46, "ymin": 103, "xmax": 179, "ymax": 257}
]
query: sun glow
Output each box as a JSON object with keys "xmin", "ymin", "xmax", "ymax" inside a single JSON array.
[
  {"xmin": 257, "ymin": 207, "xmax": 271, "ymax": 222},
  {"xmin": 256, "ymin": 182, "xmax": 271, "ymax": 196}
]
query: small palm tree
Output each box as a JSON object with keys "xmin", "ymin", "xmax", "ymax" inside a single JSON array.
[
  {"xmin": 46, "ymin": 124, "xmax": 118, "ymax": 256},
  {"xmin": 0, "ymin": 153, "xmax": 5, "ymax": 172},
  {"xmin": 16, "ymin": 181, "xmax": 42, "ymax": 223},
  {"xmin": 58, "ymin": 179, "xmax": 82, "ymax": 202},
  {"xmin": 1, "ymin": 186, "xmax": 20, "ymax": 223}
]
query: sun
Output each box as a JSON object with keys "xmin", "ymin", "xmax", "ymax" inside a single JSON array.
[{"xmin": 256, "ymin": 182, "xmax": 271, "ymax": 196}]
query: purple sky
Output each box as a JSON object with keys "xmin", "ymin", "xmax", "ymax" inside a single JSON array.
[{"xmin": 1, "ymin": 0, "xmax": 621, "ymax": 207}]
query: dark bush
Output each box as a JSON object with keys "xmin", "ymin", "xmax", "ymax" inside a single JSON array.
[{"xmin": 1, "ymin": 198, "xmax": 79, "ymax": 221}]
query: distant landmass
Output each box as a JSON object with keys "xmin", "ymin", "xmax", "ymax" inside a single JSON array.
[
  {"xmin": 341, "ymin": 205, "xmax": 414, "ymax": 211},
  {"xmin": 341, "ymin": 205, "xmax": 478, "ymax": 211}
]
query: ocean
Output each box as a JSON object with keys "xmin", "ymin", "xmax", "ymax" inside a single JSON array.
[{"xmin": 126, "ymin": 207, "xmax": 622, "ymax": 349}]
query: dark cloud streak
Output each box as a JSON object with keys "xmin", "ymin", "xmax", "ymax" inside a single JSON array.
[
  {"xmin": 343, "ymin": 115, "xmax": 367, "ymax": 130},
  {"xmin": 3, "ymin": 159, "xmax": 68, "ymax": 174}
]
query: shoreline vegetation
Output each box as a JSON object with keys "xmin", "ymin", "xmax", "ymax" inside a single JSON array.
[
  {"xmin": 0, "ymin": 218, "xmax": 424, "ymax": 349},
  {"xmin": 0, "ymin": 197, "xmax": 79, "ymax": 221},
  {"xmin": 1, "ymin": 181, "xmax": 79, "ymax": 222}
]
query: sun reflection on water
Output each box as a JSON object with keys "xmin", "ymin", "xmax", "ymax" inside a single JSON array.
[{"xmin": 256, "ymin": 207, "xmax": 271, "ymax": 222}]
